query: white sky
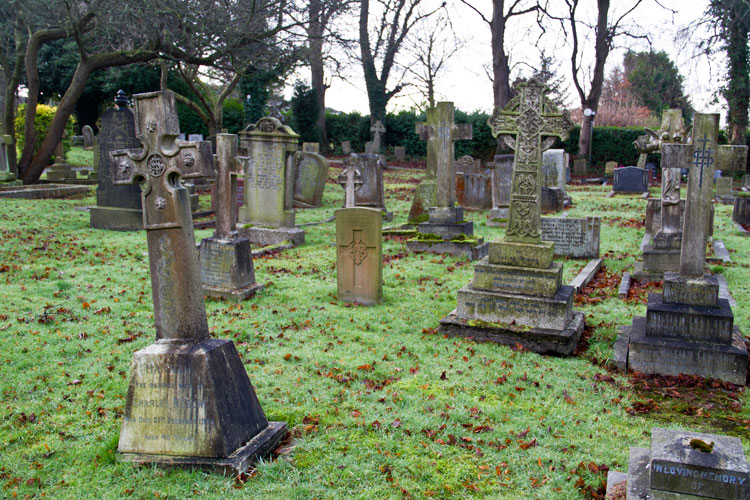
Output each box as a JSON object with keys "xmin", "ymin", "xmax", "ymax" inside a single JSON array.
[{"xmin": 295, "ymin": 0, "xmax": 728, "ymax": 119}]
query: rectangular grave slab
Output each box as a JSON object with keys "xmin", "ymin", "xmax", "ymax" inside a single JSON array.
[
  {"xmin": 540, "ymin": 217, "xmax": 600, "ymax": 258},
  {"xmin": 614, "ymin": 166, "xmax": 648, "ymax": 193}
]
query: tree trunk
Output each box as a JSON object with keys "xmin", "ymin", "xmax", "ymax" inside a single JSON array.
[
  {"xmin": 578, "ymin": 112, "xmax": 593, "ymax": 160},
  {"xmin": 491, "ymin": 0, "xmax": 512, "ymax": 109},
  {"xmin": 309, "ymin": 0, "xmax": 327, "ymax": 148},
  {"xmin": 359, "ymin": 0, "xmax": 387, "ymax": 125},
  {"xmin": 725, "ymin": 1, "xmax": 749, "ymax": 146}
]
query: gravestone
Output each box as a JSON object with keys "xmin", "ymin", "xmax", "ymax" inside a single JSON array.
[
  {"xmin": 341, "ymin": 140, "xmax": 351, "ymax": 154},
  {"xmin": 618, "ymin": 113, "xmax": 748, "ymax": 385},
  {"xmin": 540, "ymin": 217, "xmax": 600, "ymax": 258},
  {"xmin": 733, "ymin": 194, "xmax": 750, "ymax": 227},
  {"xmin": 46, "ymin": 139, "xmax": 76, "ymax": 182},
  {"xmin": 338, "ymin": 154, "xmax": 391, "ymax": 220},
  {"xmin": 456, "ymin": 155, "xmax": 491, "ymax": 209},
  {"xmin": 613, "ymin": 166, "xmax": 648, "ymax": 193},
  {"xmin": 439, "ymin": 79, "xmax": 584, "ymax": 354},
  {"xmin": 455, "ymin": 155, "xmax": 481, "ymax": 174},
  {"xmin": 82, "ymin": 125, "xmax": 95, "ymax": 149},
  {"xmin": 743, "ymin": 174, "xmax": 750, "ymax": 189},
  {"xmin": 407, "ymin": 107, "xmax": 440, "ymax": 224},
  {"xmin": 541, "ymin": 186, "xmax": 564, "ymax": 213},
  {"xmin": 370, "ymin": 120, "xmax": 385, "ymax": 154},
  {"xmin": 406, "ymin": 102, "xmax": 487, "ymax": 260},
  {"xmin": 638, "ymin": 166, "xmax": 683, "ymax": 277},
  {"xmin": 607, "ymin": 428, "xmax": 750, "ymax": 500},
  {"xmin": 188, "ymin": 133, "xmax": 204, "ymax": 142},
  {"xmin": 90, "ymin": 90, "xmax": 144, "ymax": 231},
  {"xmin": 394, "ymin": 146, "xmax": 406, "ymax": 161},
  {"xmin": 111, "ymin": 91, "xmax": 285, "ymax": 473},
  {"xmin": 487, "ymin": 154, "xmax": 513, "ymax": 226},
  {"xmin": 292, "ymin": 151, "xmax": 330, "ymax": 208},
  {"xmin": 237, "ymin": 117, "xmax": 304, "ymax": 247},
  {"xmin": 573, "ymin": 158, "xmax": 586, "ymax": 175},
  {"xmin": 542, "ymin": 149, "xmax": 567, "ymax": 191},
  {"xmin": 604, "ymin": 161, "xmax": 617, "ymax": 176},
  {"xmin": 715, "ymin": 175, "xmax": 734, "ymax": 204},
  {"xmin": 199, "ymin": 134, "xmax": 263, "ymax": 301},
  {"xmin": 0, "ymin": 134, "xmax": 20, "ymax": 184},
  {"xmin": 302, "ymin": 142, "xmax": 319, "ymax": 153},
  {"xmin": 633, "ymin": 108, "xmax": 690, "ymax": 168}
]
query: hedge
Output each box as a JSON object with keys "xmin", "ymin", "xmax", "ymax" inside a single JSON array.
[{"xmin": 14, "ymin": 104, "xmax": 76, "ymax": 163}]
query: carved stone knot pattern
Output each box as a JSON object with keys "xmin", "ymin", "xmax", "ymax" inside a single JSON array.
[
  {"xmin": 516, "ymin": 108, "xmax": 542, "ymax": 137},
  {"xmin": 147, "ymin": 154, "xmax": 166, "ymax": 177},
  {"xmin": 183, "ymin": 153, "xmax": 195, "ymax": 167},
  {"xmin": 516, "ymin": 173, "xmax": 535, "ymax": 195},
  {"xmin": 507, "ymin": 201, "xmax": 538, "ymax": 239},
  {"xmin": 145, "ymin": 119, "xmax": 157, "ymax": 133},
  {"xmin": 154, "ymin": 196, "xmax": 167, "ymax": 210},
  {"xmin": 346, "ymin": 237, "xmax": 368, "ymax": 265},
  {"xmin": 118, "ymin": 160, "xmax": 131, "ymax": 177}
]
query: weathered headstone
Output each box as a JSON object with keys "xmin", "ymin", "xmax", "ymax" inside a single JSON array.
[
  {"xmin": 487, "ymin": 154, "xmax": 513, "ymax": 226},
  {"xmin": 111, "ymin": 90, "xmax": 285, "ymax": 472},
  {"xmin": 542, "ymin": 149, "xmax": 566, "ymax": 191},
  {"xmin": 540, "ymin": 186, "xmax": 564, "ymax": 213},
  {"xmin": 733, "ymin": 193, "xmax": 750, "ymax": 227},
  {"xmin": 604, "ymin": 161, "xmax": 617, "ymax": 176},
  {"xmin": 407, "ymin": 107, "xmax": 440, "ymax": 224},
  {"xmin": 618, "ymin": 113, "xmax": 748, "ymax": 385},
  {"xmin": 573, "ymin": 158, "xmax": 587, "ymax": 175},
  {"xmin": 407, "ymin": 102, "xmax": 486, "ymax": 260},
  {"xmin": 456, "ymin": 155, "xmax": 491, "ymax": 209},
  {"xmin": 199, "ymin": 134, "xmax": 263, "ymax": 301},
  {"xmin": 90, "ymin": 90, "xmax": 144, "ymax": 231},
  {"xmin": 370, "ymin": 120, "xmax": 385, "ymax": 154},
  {"xmin": 613, "ymin": 166, "xmax": 648, "ymax": 193},
  {"xmin": 439, "ymin": 79, "xmax": 584, "ymax": 354},
  {"xmin": 394, "ymin": 146, "xmax": 406, "ymax": 161},
  {"xmin": 292, "ymin": 151, "xmax": 330, "ymax": 208},
  {"xmin": 82, "ymin": 125, "xmax": 95, "ymax": 149},
  {"xmin": 302, "ymin": 142, "xmax": 319, "ymax": 153},
  {"xmin": 607, "ymin": 428, "xmax": 750, "ymax": 500},
  {"xmin": 237, "ymin": 117, "xmax": 304, "ymax": 246},
  {"xmin": 45, "ymin": 138, "xmax": 76, "ymax": 182},
  {"xmin": 716, "ymin": 175, "xmax": 734, "ymax": 204},
  {"xmin": 0, "ymin": 134, "xmax": 20, "ymax": 184},
  {"xmin": 338, "ymin": 153, "xmax": 390, "ymax": 219},
  {"xmin": 188, "ymin": 133, "xmax": 204, "ymax": 142},
  {"xmin": 540, "ymin": 217, "xmax": 600, "ymax": 258},
  {"xmin": 455, "ymin": 155, "xmax": 481, "ymax": 175},
  {"xmin": 341, "ymin": 140, "xmax": 351, "ymax": 154},
  {"xmin": 743, "ymin": 173, "xmax": 750, "ymax": 189}
]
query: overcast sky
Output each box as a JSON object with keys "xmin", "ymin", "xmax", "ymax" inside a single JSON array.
[{"xmin": 303, "ymin": 0, "xmax": 727, "ymax": 118}]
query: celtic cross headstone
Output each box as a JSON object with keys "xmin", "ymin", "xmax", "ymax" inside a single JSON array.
[
  {"xmin": 370, "ymin": 120, "xmax": 385, "ymax": 153},
  {"xmin": 335, "ymin": 204, "xmax": 383, "ymax": 305},
  {"xmin": 337, "ymin": 162, "xmax": 364, "ymax": 208}
]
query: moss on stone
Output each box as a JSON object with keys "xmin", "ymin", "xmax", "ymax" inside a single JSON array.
[
  {"xmin": 689, "ymin": 438, "xmax": 714, "ymax": 453},
  {"xmin": 409, "ymin": 214, "xmax": 429, "ymax": 224},
  {"xmin": 467, "ymin": 319, "xmax": 532, "ymax": 332},
  {"xmin": 450, "ymin": 234, "xmax": 478, "ymax": 244},
  {"xmin": 411, "ymin": 232, "xmax": 443, "ymax": 242},
  {"xmin": 490, "ymin": 218, "xmax": 508, "ymax": 223}
]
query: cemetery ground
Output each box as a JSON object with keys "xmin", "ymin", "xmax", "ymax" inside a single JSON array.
[{"xmin": 1, "ymin": 151, "xmax": 749, "ymax": 499}]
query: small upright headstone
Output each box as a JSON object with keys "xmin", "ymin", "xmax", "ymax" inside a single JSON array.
[
  {"xmin": 111, "ymin": 90, "xmax": 285, "ymax": 473},
  {"xmin": 82, "ymin": 125, "xmax": 95, "ymax": 149},
  {"xmin": 341, "ymin": 140, "xmax": 351, "ymax": 154},
  {"xmin": 604, "ymin": 161, "xmax": 617, "ymax": 176},
  {"xmin": 394, "ymin": 146, "xmax": 406, "ymax": 161},
  {"xmin": 540, "ymin": 217, "xmax": 600, "ymax": 258},
  {"xmin": 292, "ymin": 151, "xmax": 330, "ymax": 208},
  {"xmin": 733, "ymin": 194, "xmax": 750, "ymax": 226},
  {"xmin": 613, "ymin": 166, "xmax": 648, "ymax": 193},
  {"xmin": 302, "ymin": 142, "xmax": 319, "ymax": 153},
  {"xmin": 90, "ymin": 90, "xmax": 143, "ymax": 231},
  {"xmin": 487, "ymin": 154, "xmax": 513, "ymax": 226},
  {"xmin": 455, "ymin": 155, "xmax": 481, "ymax": 175},
  {"xmin": 715, "ymin": 175, "xmax": 734, "ymax": 204},
  {"xmin": 0, "ymin": 134, "xmax": 20, "ymax": 184},
  {"xmin": 337, "ymin": 154, "xmax": 391, "ymax": 220},
  {"xmin": 237, "ymin": 117, "xmax": 305, "ymax": 247},
  {"xmin": 370, "ymin": 120, "xmax": 385, "ymax": 154},
  {"xmin": 542, "ymin": 150, "xmax": 566, "ymax": 191},
  {"xmin": 188, "ymin": 133, "xmax": 204, "ymax": 142},
  {"xmin": 199, "ymin": 134, "xmax": 263, "ymax": 301},
  {"xmin": 573, "ymin": 158, "xmax": 587, "ymax": 175},
  {"xmin": 742, "ymin": 173, "xmax": 750, "ymax": 189},
  {"xmin": 456, "ymin": 156, "xmax": 491, "ymax": 209}
]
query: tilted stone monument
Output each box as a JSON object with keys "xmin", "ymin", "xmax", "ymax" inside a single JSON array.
[
  {"xmin": 82, "ymin": 125, "xmax": 95, "ymax": 149},
  {"xmin": 613, "ymin": 166, "xmax": 649, "ymax": 193},
  {"xmin": 199, "ymin": 134, "xmax": 263, "ymax": 301},
  {"xmin": 617, "ymin": 113, "xmax": 748, "ymax": 385},
  {"xmin": 406, "ymin": 102, "xmax": 487, "ymax": 260},
  {"xmin": 111, "ymin": 91, "xmax": 285, "ymax": 472},
  {"xmin": 335, "ymin": 163, "xmax": 382, "ymax": 305},
  {"xmin": 439, "ymin": 80, "xmax": 584, "ymax": 354},
  {"xmin": 90, "ymin": 90, "xmax": 144, "ymax": 231},
  {"xmin": 237, "ymin": 117, "xmax": 304, "ymax": 246},
  {"xmin": 407, "ymin": 107, "xmax": 440, "ymax": 224},
  {"xmin": 292, "ymin": 150, "xmax": 330, "ymax": 208},
  {"xmin": 607, "ymin": 427, "xmax": 750, "ymax": 500},
  {"xmin": 487, "ymin": 154, "xmax": 513, "ymax": 226},
  {"xmin": 337, "ymin": 153, "xmax": 391, "ymax": 220}
]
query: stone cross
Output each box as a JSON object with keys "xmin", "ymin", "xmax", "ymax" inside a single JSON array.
[
  {"xmin": 488, "ymin": 79, "xmax": 573, "ymax": 244},
  {"xmin": 110, "ymin": 90, "xmax": 214, "ymax": 341},
  {"xmin": 417, "ymin": 102, "xmax": 472, "ymax": 208},
  {"xmin": 213, "ymin": 134, "xmax": 244, "ymax": 239},
  {"xmin": 415, "ymin": 107, "xmax": 438, "ymax": 178},
  {"xmin": 339, "ymin": 162, "xmax": 363, "ymax": 208},
  {"xmin": 339, "ymin": 228, "xmax": 375, "ymax": 289},
  {"xmin": 370, "ymin": 120, "xmax": 385, "ymax": 153},
  {"xmin": 662, "ymin": 113, "xmax": 748, "ymax": 278}
]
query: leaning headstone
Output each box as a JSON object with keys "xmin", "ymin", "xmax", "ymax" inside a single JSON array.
[
  {"xmin": 82, "ymin": 125, "xmax": 95, "ymax": 149},
  {"xmin": 618, "ymin": 113, "xmax": 748, "ymax": 385},
  {"xmin": 613, "ymin": 166, "xmax": 648, "ymax": 193},
  {"xmin": 237, "ymin": 117, "xmax": 304, "ymax": 247},
  {"xmin": 394, "ymin": 146, "xmax": 406, "ymax": 161},
  {"xmin": 540, "ymin": 217, "xmax": 600, "ymax": 258},
  {"xmin": 292, "ymin": 151, "xmax": 330, "ymax": 208},
  {"xmin": 111, "ymin": 90, "xmax": 285, "ymax": 473},
  {"xmin": 733, "ymin": 193, "xmax": 750, "ymax": 227},
  {"xmin": 715, "ymin": 175, "xmax": 734, "ymax": 204},
  {"xmin": 370, "ymin": 120, "xmax": 385, "ymax": 154},
  {"xmin": 338, "ymin": 154, "xmax": 391, "ymax": 220},
  {"xmin": 573, "ymin": 158, "xmax": 586, "ymax": 175},
  {"xmin": 487, "ymin": 154, "xmax": 513, "ymax": 226},
  {"xmin": 604, "ymin": 161, "xmax": 617, "ymax": 176},
  {"xmin": 199, "ymin": 134, "xmax": 263, "ymax": 301},
  {"xmin": 188, "ymin": 133, "xmax": 204, "ymax": 142},
  {"xmin": 341, "ymin": 140, "xmax": 351, "ymax": 154},
  {"xmin": 608, "ymin": 427, "xmax": 750, "ymax": 500},
  {"xmin": 90, "ymin": 90, "xmax": 144, "ymax": 231},
  {"xmin": 302, "ymin": 142, "xmax": 319, "ymax": 153},
  {"xmin": 406, "ymin": 102, "xmax": 487, "ymax": 260},
  {"xmin": 439, "ymin": 79, "xmax": 584, "ymax": 354}
]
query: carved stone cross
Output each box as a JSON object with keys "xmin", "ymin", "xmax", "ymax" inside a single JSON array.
[
  {"xmin": 488, "ymin": 79, "xmax": 573, "ymax": 244},
  {"xmin": 417, "ymin": 102, "xmax": 472, "ymax": 208},
  {"xmin": 338, "ymin": 162, "xmax": 363, "ymax": 208},
  {"xmin": 371, "ymin": 120, "xmax": 385, "ymax": 152},
  {"xmin": 110, "ymin": 90, "xmax": 214, "ymax": 342},
  {"xmin": 340, "ymin": 228, "xmax": 373, "ymax": 289},
  {"xmin": 415, "ymin": 107, "xmax": 438, "ymax": 179},
  {"xmin": 213, "ymin": 134, "xmax": 244, "ymax": 239}
]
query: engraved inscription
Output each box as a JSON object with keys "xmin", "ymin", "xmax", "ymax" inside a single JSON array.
[
  {"xmin": 147, "ymin": 154, "xmax": 166, "ymax": 177},
  {"xmin": 246, "ymin": 143, "xmax": 282, "ymax": 192}
]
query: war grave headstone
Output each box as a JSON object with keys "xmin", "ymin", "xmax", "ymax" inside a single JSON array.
[
  {"xmin": 573, "ymin": 158, "xmax": 587, "ymax": 175},
  {"xmin": 199, "ymin": 134, "xmax": 264, "ymax": 301},
  {"xmin": 82, "ymin": 125, "xmax": 95, "ymax": 149},
  {"xmin": 406, "ymin": 101, "xmax": 487, "ymax": 260},
  {"xmin": 715, "ymin": 175, "xmax": 734, "ymax": 204},
  {"xmin": 394, "ymin": 146, "xmax": 406, "ymax": 161},
  {"xmin": 302, "ymin": 142, "xmax": 319, "ymax": 153},
  {"xmin": 292, "ymin": 150, "xmax": 330, "ymax": 208},
  {"xmin": 439, "ymin": 80, "xmax": 585, "ymax": 354},
  {"xmin": 90, "ymin": 90, "xmax": 144, "ymax": 231},
  {"xmin": 407, "ymin": 107, "xmax": 440, "ymax": 224},
  {"xmin": 616, "ymin": 113, "xmax": 748, "ymax": 385},
  {"xmin": 604, "ymin": 161, "xmax": 617, "ymax": 176},
  {"xmin": 110, "ymin": 90, "xmax": 286, "ymax": 473},
  {"xmin": 732, "ymin": 193, "xmax": 750, "ymax": 227},
  {"xmin": 237, "ymin": 117, "xmax": 305, "ymax": 247},
  {"xmin": 540, "ymin": 216, "xmax": 600, "ymax": 258},
  {"xmin": 0, "ymin": 133, "xmax": 21, "ymax": 185},
  {"xmin": 456, "ymin": 155, "xmax": 492, "ymax": 210},
  {"xmin": 607, "ymin": 427, "xmax": 750, "ymax": 500},
  {"xmin": 338, "ymin": 153, "xmax": 392, "ymax": 221},
  {"xmin": 341, "ymin": 140, "xmax": 352, "ymax": 154},
  {"xmin": 613, "ymin": 166, "xmax": 649, "ymax": 193},
  {"xmin": 487, "ymin": 154, "xmax": 513, "ymax": 226},
  {"xmin": 335, "ymin": 162, "xmax": 382, "ymax": 305}
]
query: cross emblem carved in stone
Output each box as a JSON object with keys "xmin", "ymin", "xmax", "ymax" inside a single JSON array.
[
  {"xmin": 342, "ymin": 229, "xmax": 373, "ymax": 288},
  {"xmin": 110, "ymin": 91, "xmax": 213, "ymax": 230},
  {"xmin": 488, "ymin": 79, "xmax": 573, "ymax": 244},
  {"xmin": 337, "ymin": 162, "xmax": 364, "ymax": 208}
]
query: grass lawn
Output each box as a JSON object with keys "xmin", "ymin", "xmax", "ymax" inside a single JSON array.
[{"xmin": 1, "ymin": 152, "xmax": 748, "ymax": 499}]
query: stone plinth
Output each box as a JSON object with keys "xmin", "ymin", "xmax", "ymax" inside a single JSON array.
[
  {"xmin": 0, "ymin": 183, "xmax": 90, "ymax": 199},
  {"xmin": 199, "ymin": 236, "xmax": 263, "ymax": 301},
  {"xmin": 238, "ymin": 225, "xmax": 305, "ymax": 247},
  {"xmin": 335, "ymin": 207, "xmax": 383, "ymax": 305},
  {"xmin": 407, "ymin": 206, "xmax": 487, "ymax": 260}
]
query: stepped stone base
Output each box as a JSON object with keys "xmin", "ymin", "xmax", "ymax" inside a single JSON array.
[
  {"xmin": 90, "ymin": 206, "xmax": 143, "ymax": 231},
  {"xmin": 406, "ymin": 239, "xmax": 487, "ymax": 260},
  {"xmin": 471, "ymin": 259, "xmax": 563, "ymax": 297},
  {"xmin": 641, "ymin": 246, "xmax": 681, "ymax": 273},
  {"xmin": 439, "ymin": 309, "xmax": 585, "ymax": 355}
]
